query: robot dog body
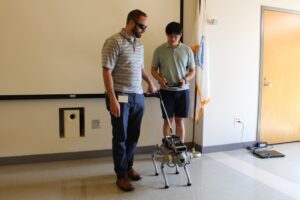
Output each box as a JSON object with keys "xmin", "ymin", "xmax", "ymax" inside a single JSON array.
[{"xmin": 152, "ymin": 135, "xmax": 193, "ymax": 188}]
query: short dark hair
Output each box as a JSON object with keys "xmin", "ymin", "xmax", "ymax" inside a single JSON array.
[
  {"xmin": 127, "ymin": 9, "xmax": 147, "ymax": 24},
  {"xmin": 165, "ymin": 22, "xmax": 183, "ymax": 35}
]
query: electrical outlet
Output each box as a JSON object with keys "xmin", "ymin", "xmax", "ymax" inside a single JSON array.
[
  {"xmin": 234, "ymin": 117, "xmax": 241, "ymax": 125},
  {"xmin": 92, "ymin": 119, "xmax": 101, "ymax": 129}
]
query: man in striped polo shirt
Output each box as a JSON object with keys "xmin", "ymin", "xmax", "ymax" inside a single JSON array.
[{"xmin": 102, "ymin": 9, "xmax": 156, "ymax": 192}]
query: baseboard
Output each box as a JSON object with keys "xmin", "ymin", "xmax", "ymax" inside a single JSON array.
[
  {"xmin": 0, "ymin": 149, "xmax": 111, "ymax": 165},
  {"xmin": 0, "ymin": 142, "xmax": 255, "ymax": 165},
  {"xmin": 0, "ymin": 144, "xmax": 188, "ymax": 165},
  {"xmin": 201, "ymin": 141, "xmax": 256, "ymax": 153}
]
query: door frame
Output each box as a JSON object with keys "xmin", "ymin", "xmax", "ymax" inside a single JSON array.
[{"xmin": 257, "ymin": 6, "xmax": 300, "ymax": 142}]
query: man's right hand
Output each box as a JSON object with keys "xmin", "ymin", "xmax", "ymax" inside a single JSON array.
[{"xmin": 110, "ymin": 98, "xmax": 120, "ymax": 118}]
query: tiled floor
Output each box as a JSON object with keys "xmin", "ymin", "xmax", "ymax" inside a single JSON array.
[{"xmin": 0, "ymin": 143, "xmax": 299, "ymax": 200}]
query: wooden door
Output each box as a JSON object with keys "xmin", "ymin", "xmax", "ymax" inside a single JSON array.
[{"xmin": 260, "ymin": 8, "xmax": 300, "ymax": 144}]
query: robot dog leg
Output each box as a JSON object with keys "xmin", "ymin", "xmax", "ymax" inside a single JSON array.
[
  {"xmin": 161, "ymin": 161, "xmax": 170, "ymax": 188},
  {"xmin": 184, "ymin": 164, "xmax": 192, "ymax": 186},
  {"xmin": 152, "ymin": 153, "xmax": 159, "ymax": 176}
]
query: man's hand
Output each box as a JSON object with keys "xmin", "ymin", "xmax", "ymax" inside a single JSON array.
[
  {"xmin": 110, "ymin": 98, "xmax": 120, "ymax": 118},
  {"xmin": 147, "ymin": 82, "xmax": 157, "ymax": 93},
  {"xmin": 159, "ymin": 77, "xmax": 169, "ymax": 89},
  {"xmin": 178, "ymin": 79, "xmax": 186, "ymax": 88}
]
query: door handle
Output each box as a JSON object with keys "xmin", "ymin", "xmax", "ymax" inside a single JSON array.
[{"xmin": 263, "ymin": 82, "xmax": 273, "ymax": 87}]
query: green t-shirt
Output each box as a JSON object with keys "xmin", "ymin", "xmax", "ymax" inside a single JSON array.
[{"xmin": 152, "ymin": 42, "xmax": 195, "ymax": 91}]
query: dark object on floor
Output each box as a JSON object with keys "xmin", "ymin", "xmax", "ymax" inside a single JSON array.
[
  {"xmin": 247, "ymin": 142, "xmax": 285, "ymax": 159},
  {"xmin": 253, "ymin": 149, "xmax": 285, "ymax": 159}
]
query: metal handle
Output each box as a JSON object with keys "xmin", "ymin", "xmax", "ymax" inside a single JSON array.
[
  {"xmin": 263, "ymin": 82, "xmax": 273, "ymax": 87},
  {"xmin": 263, "ymin": 76, "xmax": 273, "ymax": 88}
]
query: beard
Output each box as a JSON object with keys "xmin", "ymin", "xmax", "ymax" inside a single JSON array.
[{"xmin": 132, "ymin": 26, "xmax": 142, "ymax": 38}]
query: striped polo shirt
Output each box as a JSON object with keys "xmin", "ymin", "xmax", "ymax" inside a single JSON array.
[{"xmin": 102, "ymin": 29, "xmax": 144, "ymax": 94}]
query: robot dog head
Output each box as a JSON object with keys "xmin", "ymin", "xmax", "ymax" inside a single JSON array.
[
  {"xmin": 162, "ymin": 135, "xmax": 187, "ymax": 153},
  {"xmin": 173, "ymin": 152, "xmax": 192, "ymax": 167}
]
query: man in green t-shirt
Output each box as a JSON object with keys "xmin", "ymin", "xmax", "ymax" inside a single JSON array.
[{"xmin": 151, "ymin": 22, "xmax": 195, "ymax": 142}]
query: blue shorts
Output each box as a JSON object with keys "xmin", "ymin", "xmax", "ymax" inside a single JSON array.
[{"xmin": 159, "ymin": 89, "xmax": 190, "ymax": 119}]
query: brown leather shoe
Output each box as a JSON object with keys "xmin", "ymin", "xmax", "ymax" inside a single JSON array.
[
  {"xmin": 116, "ymin": 178, "xmax": 134, "ymax": 192},
  {"xmin": 127, "ymin": 168, "xmax": 142, "ymax": 181}
]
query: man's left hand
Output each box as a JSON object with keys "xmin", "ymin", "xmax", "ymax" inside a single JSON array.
[
  {"xmin": 147, "ymin": 82, "xmax": 157, "ymax": 93},
  {"xmin": 178, "ymin": 79, "xmax": 186, "ymax": 88}
]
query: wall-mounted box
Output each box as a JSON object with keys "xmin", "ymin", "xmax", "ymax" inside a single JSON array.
[{"xmin": 59, "ymin": 107, "xmax": 84, "ymax": 138}]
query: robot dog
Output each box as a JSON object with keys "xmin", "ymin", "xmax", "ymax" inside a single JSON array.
[
  {"xmin": 152, "ymin": 135, "xmax": 193, "ymax": 188},
  {"xmin": 150, "ymin": 91, "xmax": 198, "ymax": 188}
]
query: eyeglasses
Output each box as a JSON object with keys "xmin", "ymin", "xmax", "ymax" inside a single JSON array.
[{"xmin": 134, "ymin": 21, "xmax": 147, "ymax": 30}]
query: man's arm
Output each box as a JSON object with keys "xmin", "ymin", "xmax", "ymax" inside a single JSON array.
[
  {"xmin": 185, "ymin": 67, "xmax": 196, "ymax": 82},
  {"xmin": 142, "ymin": 68, "xmax": 157, "ymax": 93},
  {"xmin": 179, "ymin": 67, "xmax": 195, "ymax": 87},
  {"xmin": 103, "ymin": 68, "xmax": 120, "ymax": 117},
  {"xmin": 151, "ymin": 67, "xmax": 168, "ymax": 88}
]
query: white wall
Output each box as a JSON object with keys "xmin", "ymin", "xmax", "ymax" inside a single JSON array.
[
  {"xmin": 0, "ymin": 0, "xmax": 179, "ymax": 95},
  {"xmin": 0, "ymin": 98, "xmax": 166, "ymax": 157},
  {"xmin": 0, "ymin": 1, "xmax": 187, "ymax": 158},
  {"xmin": 199, "ymin": 0, "xmax": 300, "ymax": 147}
]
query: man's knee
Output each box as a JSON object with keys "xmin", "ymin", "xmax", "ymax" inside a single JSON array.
[{"xmin": 175, "ymin": 117, "xmax": 184, "ymax": 125}]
